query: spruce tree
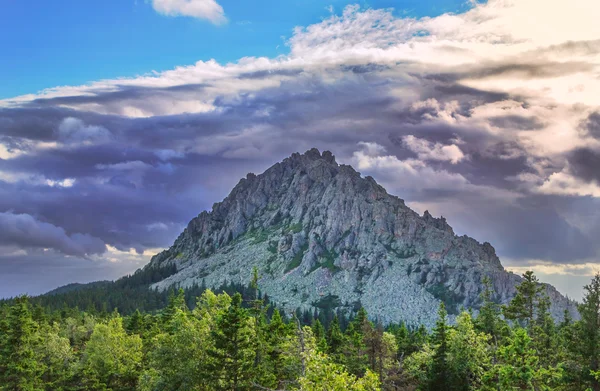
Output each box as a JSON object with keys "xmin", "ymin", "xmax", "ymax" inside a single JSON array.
[
  {"xmin": 207, "ymin": 293, "xmax": 255, "ymax": 391},
  {"xmin": 343, "ymin": 308, "xmax": 370, "ymax": 376},
  {"xmin": 578, "ymin": 273, "xmax": 600, "ymax": 391},
  {"xmin": 127, "ymin": 309, "xmax": 145, "ymax": 335},
  {"xmin": 326, "ymin": 315, "xmax": 344, "ymax": 360},
  {"xmin": 428, "ymin": 302, "xmax": 451, "ymax": 391},
  {"xmin": 475, "ymin": 276, "xmax": 502, "ymax": 340},
  {"xmin": 0, "ymin": 296, "xmax": 43, "ymax": 391},
  {"xmin": 311, "ymin": 319, "xmax": 328, "ymax": 353},
  {"xmin": 503, "ymin": 271, "xmax": 544, "ymax": 328},
  {"xmin": 532, "ymin": 293, "xmax": 557, "ymax": 367}
]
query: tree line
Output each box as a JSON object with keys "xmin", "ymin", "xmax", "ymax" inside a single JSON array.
[{"xmin": 2, "ymin": 269, "xmax": 600, "ymax": 390}]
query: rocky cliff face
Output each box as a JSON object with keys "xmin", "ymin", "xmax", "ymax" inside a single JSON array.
[{"xmin": 149, "ymin": 149, "xmax": 577, "ymax": 327}]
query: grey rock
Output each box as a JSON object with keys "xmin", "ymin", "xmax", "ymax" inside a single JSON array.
[{"xmin": 149, "ymin": 148, "xmax": 578, "ymax": 327}]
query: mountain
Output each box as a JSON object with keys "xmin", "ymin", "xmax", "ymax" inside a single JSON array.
[{"xmin": 148, "ymin": 148, "xmax": 577, "ymax": 327}]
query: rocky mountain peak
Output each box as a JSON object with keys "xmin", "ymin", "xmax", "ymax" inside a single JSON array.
[{"xmin": 148, "ymin": 149, "xmax": 578, "ymax": 327}]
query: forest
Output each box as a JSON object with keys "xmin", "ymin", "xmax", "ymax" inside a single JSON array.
[{"xmin": 2, "ymin": 269, "xmax": 600, "ymax": 391}]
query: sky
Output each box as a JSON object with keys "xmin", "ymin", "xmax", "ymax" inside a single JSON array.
[{"xmin": 1, "ymin": 0, "xmax": 599, "ymax": 301}]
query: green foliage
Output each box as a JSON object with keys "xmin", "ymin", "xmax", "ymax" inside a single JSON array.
[
  {"xmin": 428, "ymin": 302, "xmax": 451, "ymax": 391},
  {"xmin": 0, "ymin": 296, "xmax": 43, "ymax": 391},
  {"xmin": 503, "ymin": 270, "xmax": 545, "ymax": 328},
  {"xmin": 206, "ymin": 293, "xmax": 256, "ymax": 390},
  {"xmin": 3, "ymin": 270, "xmax": 600, "ymax": 391},
  {"xmin": 82, "ymin": 315, "xmax": 142, "ymax": 390}
]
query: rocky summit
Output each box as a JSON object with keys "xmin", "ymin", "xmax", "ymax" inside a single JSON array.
[{"xmin": 148, "ymin": 148, "xmax": 577, "ymax": 327}]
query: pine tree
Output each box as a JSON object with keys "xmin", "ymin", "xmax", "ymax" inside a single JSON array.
[
  {"xmin": 127, "ymin": 309, "xmax": 145, "ymax": 335},
  {"xmin": 476, "ymin": 276, "xmax": 502, "ymax": 340},
  {"xmin": 427, "ymin": 302, "xmax": 451, "ymax": 391},
  {"xmin": 312, "ymin": 319, "xmax": 328, "ymax": 353},
  {"xmin": 207, "ymin": 293, "xmax": 256, "ymax": 391},
  {"xmin": 264, "ymin": 309, "xmax": 292, "ymax": 387},
  {"xmin": 327, "ymin": 315, "xmax": 344, "ymax": 360},
  {"xmin": 343, "ymin": 308, "xmax": 370, "ymax": 376},
  {"xmin": 161, "ymin": 288, "xmax": 188, "ymax": 328},
  {"xmin": 0, "ymin": 296, "xmax": 43, "ymax": 391},
  {"xmin": 578, "ymin": 273, "xmax": 600, "ymax": 391},
  {"xmin": 532, "ymin": 293, "xmax": 557, "ymax": 367},
  {"xmin": 503, "ymin": 271, "xmax": 544, "ymax": 328}
]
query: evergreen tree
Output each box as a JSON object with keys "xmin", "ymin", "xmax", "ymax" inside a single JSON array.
[
  {"xmin": 343, "ymin": 308, "xmax": 370, "ymax": 377},
  {"xmin": 206, "ymin": 293, "xmax": 256, "ymax": 391},
  {"xmin": 489, "ymin": 327, "xmax": 562, "ymax": 390},
  {"xmin": 531, "ymin": 293, "xmax": 557, "ymax": 367},
  {"xmin": 578, "ymin": 273, "xmax": 600, "ymax": 391},
  {"xmin": 327, "ymin": 315, "xmax": 344, "ymax": 360},
  {"xmin": 161, "ymin": 288, "xmax": 188, "ymax": 328},
  {"xmin": 476, "ymin": 276, "xmax": 502, "ymax": 341},
  {"xmin": 126, "ymin": 309, "xmax": 145, "ymax": 335},
  {"xmin": 264, "ymin": 308, "xmax": 292, "ymax": 387},
  {"xmin": 503, "ymin": 271, "xmax": 544, "ymax": 328},
  {"xmin": 0, "ymin": 296, "xmax": 43, "ymax": 391},
  {"xmin": 427, "ymin": 302, "xmax": 451, "ymax": 391},
  {"xmin": 312, "ymin": 318, "xmax": 328, "ymax": 353}
]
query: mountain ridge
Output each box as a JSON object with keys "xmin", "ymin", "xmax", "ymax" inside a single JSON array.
[{"xmin": 148, "ymin": 148, "xmax": 577, "ymax": 327}]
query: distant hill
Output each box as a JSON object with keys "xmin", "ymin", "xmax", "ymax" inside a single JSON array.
[{"xmin": 45, "ymin": 281, "xmax": 112, "ymax": 296}]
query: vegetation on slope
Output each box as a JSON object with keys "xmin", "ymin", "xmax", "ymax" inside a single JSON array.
[{"xmin": 1, "ymin": 270, "xmax": 600, "ymax": 390}]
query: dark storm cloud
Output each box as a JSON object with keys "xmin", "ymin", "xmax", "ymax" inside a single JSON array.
[
  {"xmin": 585, "ymin": 112, "xmax": 600, "ymax": 138},
  {"xmin": 0, "ymin": 46, "xmax": 598, "ymax": 292},
  {"xmin": 567, "ymin": 148, "xmax": 600, "ymax": 183},
  {"xmin": 27, "ymin": 83, "xmax": 211, "ymax": 107},
  {"xmin": 0, "ymin": 212, "xmax": 106, "ymax": 257}
]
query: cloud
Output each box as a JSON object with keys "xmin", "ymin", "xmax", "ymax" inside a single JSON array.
[
  {"xmin": 353, "ymin": 142, "xmax": 469, "ymax": 191},
  {"xmin": 151, "ymin": 0, "xmax": 226, "ymax": 24},
  {"xmin": 58, "ymin": 117, "xmax": 112, "ymax": 145},
  {"xmin": 1, "ymin": 1, "xmax": 600, "ymax": 296},
  {"xmin": 0, "ymin": 212, "xmax": 106, "ymax": 257},
  {"xmin": 402, "ymin": 135, "xmax": 465, "ymax": 164}
]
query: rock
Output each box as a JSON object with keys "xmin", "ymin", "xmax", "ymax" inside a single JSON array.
[{"xmin": 148, "ymin": 148, "xmax": 578, "ymax": 327}]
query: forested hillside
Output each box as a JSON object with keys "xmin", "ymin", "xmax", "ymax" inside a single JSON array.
[{"xmin": 2, "ymin": 270, "xmax": 600, "ymax": 390}]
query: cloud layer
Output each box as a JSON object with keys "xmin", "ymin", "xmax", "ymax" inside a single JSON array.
[
  {"xmin": 1, "ymin": 0, "xmax": 599, "ymax": 298},
  {"xmin": 151, "ymin": 0, "xmax": 227, "ymax": 24}
]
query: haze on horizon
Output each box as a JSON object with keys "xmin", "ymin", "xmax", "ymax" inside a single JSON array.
[{"xmin": 1, "ymin": 0, "xmax": 599, "ymax": 301}]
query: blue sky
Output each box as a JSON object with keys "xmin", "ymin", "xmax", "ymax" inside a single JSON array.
[
  {"xmin": 1, "ymin": 0, "xmax": 599, "ymax": 301},
  {"xmin": 1, "ymin": 0, "xmax": 474, "ymax": 99}
]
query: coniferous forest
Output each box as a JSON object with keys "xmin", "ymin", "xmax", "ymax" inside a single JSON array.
[{"xmin": 2, "ymin": 268, "xmax": 600, "ymax": 391}]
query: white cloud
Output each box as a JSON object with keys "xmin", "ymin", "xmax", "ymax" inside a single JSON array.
[
  {"xmin": 152, "ymin": 0, "xmax": 226, "ymax": 24},
  {"xmin": 352, "ymin": 142, "xmax": 470, "ymax": 191},
  {"xmin": 402, "ymin": 135, "xmax": 465, "ymax": 164},
  {"xmin": 2, "ymin": 0, "xmax": 600, "ymax": 201},
  {"xmin": 46, "ymin": 178, "xmax": 76, "ymax": 188},
  {"xmin": 538, "ymin": 170, "xmax": 600, "ymax": 197}
]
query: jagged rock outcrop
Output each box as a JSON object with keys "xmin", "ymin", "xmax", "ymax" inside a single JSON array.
[{"xmin": 149, "ymin": 148, "xmax": 578, "ymax": 327}]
